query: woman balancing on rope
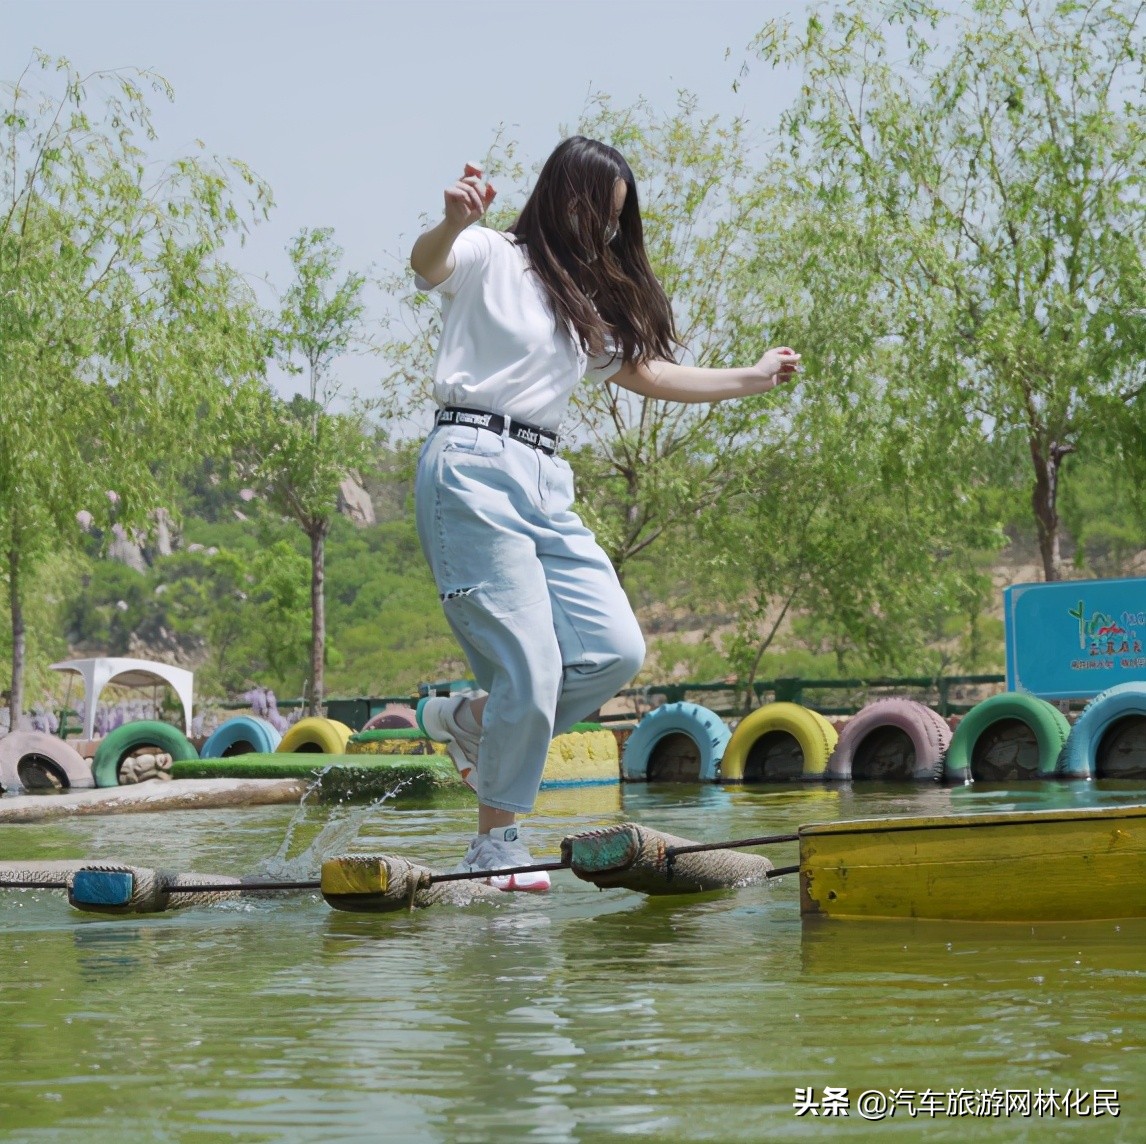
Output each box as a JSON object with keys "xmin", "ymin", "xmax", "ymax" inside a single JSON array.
[{"xmin": 411, "ymin": 137, "xmax": 799, "ymax": 890}]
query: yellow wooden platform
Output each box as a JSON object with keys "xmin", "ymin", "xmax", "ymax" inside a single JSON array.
[{"xmin": 799, "ymin": 803, "xmax": 1146, "ymax": 922}]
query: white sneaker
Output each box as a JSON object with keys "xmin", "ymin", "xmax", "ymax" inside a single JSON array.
[
  {"xmin": 418, "ymin": 695, "xmax": 481, "ymax": 791},
  {"xmin": 455, "ymin": 826, "xmax": 551, "ymax": 893}
]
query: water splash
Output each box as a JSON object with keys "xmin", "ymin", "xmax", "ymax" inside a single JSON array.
[{"xmin": 258, "ymin": 767, "xmax": 413, "ymax": 881}]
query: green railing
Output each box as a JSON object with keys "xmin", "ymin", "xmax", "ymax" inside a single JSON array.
[
  {"xmin": 219, "ymin": 695, "xmax": 416, "ymax": 728},
  {"xmin": 217, "ymin": 674, "xmax": 1007, "ymax": 732},
  {"xmin": 605, "ymin": 674, "xmax": 1008, "ymax": 721}
]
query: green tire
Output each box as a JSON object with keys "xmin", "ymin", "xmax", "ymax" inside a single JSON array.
[
  {"xmin": 944, "ymin": 693, "xmax": 1070, "ymax": 783},
  {"xmin": 92, "ymin": 721, "xmax": 200, "ymax": 787}
]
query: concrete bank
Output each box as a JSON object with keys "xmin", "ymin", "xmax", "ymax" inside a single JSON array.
[{"xmin": 0, "ymin": 777, "xmax": 309, "ymax": 823}]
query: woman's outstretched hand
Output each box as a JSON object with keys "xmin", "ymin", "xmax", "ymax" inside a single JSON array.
[
  {"xmin": 755, "ymin": 347, "xmax": 801, "ymax": 390},
  {"xmin": 444, "ymin": 162, "xmax": 497, "ymax": 229}
]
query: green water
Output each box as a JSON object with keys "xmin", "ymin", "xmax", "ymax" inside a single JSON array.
[{"xmin": 1, "ymin": 783, "xmax": 1143, "ymax": 1142}]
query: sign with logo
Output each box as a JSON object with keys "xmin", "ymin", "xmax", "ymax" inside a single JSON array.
[{"xmin": 1004, "ymin": 577, "xmax": 1146, "ymax": 699}]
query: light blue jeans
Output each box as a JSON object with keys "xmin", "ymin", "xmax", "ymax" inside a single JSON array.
[{"xmin": 415, "ymin": 422, "xmax": 645, "ymax": 813}]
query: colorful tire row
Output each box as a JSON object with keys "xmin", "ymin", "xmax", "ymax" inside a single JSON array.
[
  {"xmin": 621, "ymin": 701, "xmax": 839, "ymax": 783},
  {"xmin": 88, "ymin": 716, "xmax": 356, "ymax": 786},
  {"xmin": 199, "ymin": 713, "xmax": 365, "ymax": 762},
  {"xmin": 619, "ymin": 682, "xmax": 1146, "ymax": 783},
  {"xmin": 945, "ymin": 681, "xmax": 1146, "ymax": 783},
  {"xmin": 0, "ymin": 715, "xmax": 362, "ymax": 790}
]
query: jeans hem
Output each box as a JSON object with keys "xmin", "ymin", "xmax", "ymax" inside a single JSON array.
[{"xmin": 479, "ymin": 795, "xmax": 537, "ymax": 814}]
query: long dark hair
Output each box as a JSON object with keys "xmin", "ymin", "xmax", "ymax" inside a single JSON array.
[{"xmin": 506, "ymin": 136, "xmax": 678, "ymax": 365}]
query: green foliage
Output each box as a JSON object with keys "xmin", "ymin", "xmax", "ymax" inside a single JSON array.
[
  {"xmin": 233, "ymin": 226, "xmax": 374, "ymax": 711},
  {"xmin": 59, "ymin": 537, "xmax": 311, "ymax": 697},
  {"xmin": 63, "ymin": 559, "xmax": 154, "ymax": 651},
  {"xmin": 643, "ymin": 633, "xmax": 734, "ymax": 685},
  {"xmin": 0, "ymin": 52, "xmax": 270, "ymax": 723},
  {"xmin": 49, "ymin": 465, "xmax": 461, "ymax": 702},
  {"xmin": 0, "ymin": 549, "xmax": 84, "ymax": 702},
  {"xmin": 304, "ymin": 514, "xmax": 464, "ymax": 695},
  {"xmin": 684, "ymin": 368, "xmax": 1007, "ymax": 704},
  {"xmin": 749, "ymin": 0, "xmax": 1146, "ymax": 580},
  {"xmin": 1060, "ymin": 451, "xmax": 1146, "ymax": 577},
  {"xmin": 6, "ymin": 24, "xmax": 1143, "ymax": 717}
]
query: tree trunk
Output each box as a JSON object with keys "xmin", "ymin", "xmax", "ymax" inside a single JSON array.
[
  {"xmin": 308, "ymin": 523, "xmax": 328, "ymax": 717},
  {"xmin": 741, "ymin": 586, "xmax": 799, "ymax": 713},
  {"xmin": 7, "ymin": 547, "xmax": 25, "ymax": 732},
  {"xmin": 1029, "ymin": 438, "xmax": 1071, "ymax": 582}
]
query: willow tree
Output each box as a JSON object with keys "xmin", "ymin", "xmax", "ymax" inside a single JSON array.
[
  {"xmin": 0, "ymin": 53, "xmax": 270, "ymax": 728},
  {"xmin": 697, "ymin": 384, "xmax": 1003, "ymax": 702},
  {"xmin": 750, "ymin": 0, "xmax": 1146, "ymax": 581},
  {"xmin": 236, "ymin": 227, "xmax": 372, "ymax": 714}
]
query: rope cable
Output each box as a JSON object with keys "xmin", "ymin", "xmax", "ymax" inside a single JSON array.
[
  {"xmin": 163, "ymin": 879, "xmax": 322, "ymax": 893},
  {"xmin": 1, "ymin": 831, "xmax": 802, "ymax": 894},
  {"xmin": 766, "ymin": 864, "xmax": 800, "ymax": 878},
  {"xmin": 664, "ymin": 831, "xmax": 799, "ymax": 857},
  {"xmin": 428, "ymin": 860, "xmax": 570, "ymax": 885}
]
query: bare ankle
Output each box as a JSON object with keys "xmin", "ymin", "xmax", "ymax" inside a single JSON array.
[{"xmin": 478, "ymin": 805, "xmax": 516, "ymax": 834}]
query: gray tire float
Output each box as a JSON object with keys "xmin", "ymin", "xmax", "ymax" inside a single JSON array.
[{"xmin": 0, "ymin": 732, "xmax": 94, "ymax": 792}]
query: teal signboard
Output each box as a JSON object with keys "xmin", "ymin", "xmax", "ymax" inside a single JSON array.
[{"xmin": 1004, "ymin": 577, "xmax": 1146, "ymax": 700}]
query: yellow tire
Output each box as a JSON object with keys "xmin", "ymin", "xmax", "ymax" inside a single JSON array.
[
  {"xmin": 721, "ymin": 703, "xmax": 838, "ymax": 782},
  {"xmin": 276, "ymin": 717, "xmax": 353, "ymax": 755}
]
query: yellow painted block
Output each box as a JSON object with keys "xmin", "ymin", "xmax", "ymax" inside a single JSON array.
[
  {"xmin": 345, "ymin": 738, "xmax": 448, "ymax": 757},
  {"xmin": 321, "ymin": 856, "xmax": 389, "ymax": 897},
  {"xmin": 345, "ymin": 728, "xmax": 619, "ymax": 782},
  {"xmin": 800, "ymin": 803, "xmax": 1146, "ymax": 921},
  {"xmin": 542, "ymin": 729, "xmax": 619, "ymax": 786}
]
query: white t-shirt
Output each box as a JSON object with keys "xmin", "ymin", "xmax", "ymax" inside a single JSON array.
[{"xmin": 415, "ymin": 225, "xmax": 623, "ymax": 432}]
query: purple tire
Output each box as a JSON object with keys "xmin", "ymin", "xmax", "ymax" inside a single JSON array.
[
  {"xmin": 362, "ymin": 705, "xmax": 419, "ymax": 731},
  {"xmin": 827, "ymin": 698, "xmax": 951, "ymax": 782}
]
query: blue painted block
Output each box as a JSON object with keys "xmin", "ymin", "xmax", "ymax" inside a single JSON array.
[
  {"xmin": 70, "ymin": 870, "xmax": 134, "ymax": 907},
  {"xmin": 1005, "ymin": 577, "xmax": 1146, "ymax": 700}
]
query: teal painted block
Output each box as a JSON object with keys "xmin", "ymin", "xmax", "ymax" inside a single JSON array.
[
  {"xmin": 71, "ymin": 870, "xmax": 133, "ymax": 907},
  {"xmin": 568, "ymin": 828, "xmax": 638, "ymax": 873}
]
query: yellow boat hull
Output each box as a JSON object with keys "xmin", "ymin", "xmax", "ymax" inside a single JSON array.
[{"xmin": 799, "ymin": 803, "xmax": 1146, "ymax": 922}]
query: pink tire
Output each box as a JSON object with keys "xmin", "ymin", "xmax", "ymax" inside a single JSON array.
[
  {"xmin": 362, "ymin": 705, "xmax": 419, "ymax": 731},
  {"xmin": 0, "ymin": 732, "xmax": 94, "ymax": 792},
  {"xmin": 827, "ymin": 698, "xmax": 951, "ymax": 782}
]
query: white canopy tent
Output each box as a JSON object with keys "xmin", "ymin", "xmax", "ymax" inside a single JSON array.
[{"xmin": 49, "ymin": 658, "xmax": 194, "ymax": 740}]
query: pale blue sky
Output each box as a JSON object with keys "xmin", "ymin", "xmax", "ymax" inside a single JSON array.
[{"xmin": 3, "ymin": 0, "xmax": 810, "ymax": 405}]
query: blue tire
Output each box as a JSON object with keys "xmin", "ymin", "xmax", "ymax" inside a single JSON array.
[
  {"xmin": 1058, "ymin": 681, "xmax": 1146, "ymax": 779},
  {"xmin": 620, "ymin": 702, "xmax": 730, "ymax": 782},
  {"xmin": 200, "ymin": 716, "xmax": 282, "ymax": 759}
]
